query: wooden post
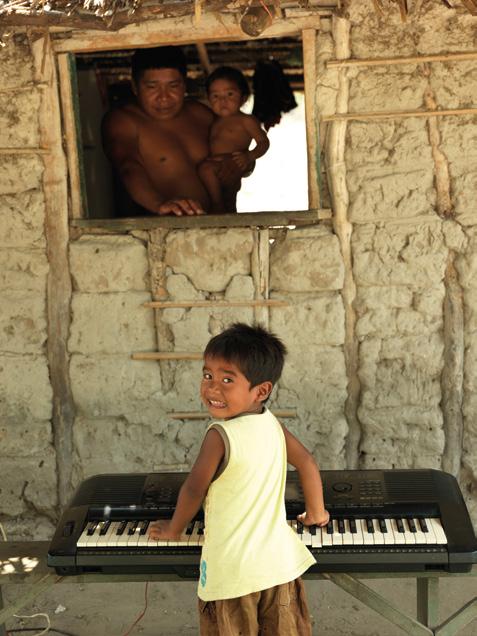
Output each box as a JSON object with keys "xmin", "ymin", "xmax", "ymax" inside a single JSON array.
[
  {"xmin": 326, "ymin": 16, "xmax": 361, "ymax": 469},
  {"xmin": 251, "ymin": 229, "xmax": 271, "ymax": 327},
  {"xmin": 32, "ymin": 33, "xmax": 75, "ymax": 509},
  {"xmin": 302, "ymin": 28, "xmax": 320, "ymax": 209},
  {"xmin": 57, "ymin": 53, "xmax": 85, "ymax": 219}
]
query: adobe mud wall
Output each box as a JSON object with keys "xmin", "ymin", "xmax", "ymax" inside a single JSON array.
[{"xmin": 0, "ymin": 0, "xmax": 476, "ymax": 544}]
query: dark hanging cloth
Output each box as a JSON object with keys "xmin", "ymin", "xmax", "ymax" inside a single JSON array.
[{"xmin": 252, "ymin": 60, "xmax": 298, "ymax": 131}]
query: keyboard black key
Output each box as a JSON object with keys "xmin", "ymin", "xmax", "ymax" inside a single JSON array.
[
  {"xmin": 366, "ymin": 518, "xmax": 374, "ymax": 533},
  {"xmin": 338, "ymin": 519, "xmax": 345, "ymax": 534},
  {"xmin": 86, "ymin": 521, "xmax": 98, "ymax": 536},
  {"xmin": 99, "ymin": 521, "xmax": 111, "ymax": 536},
  {"xmin": 349, "ymin": 518, "xmax": 357, "ymax": 533},
  {"xmin": 116, "ymin": 520, "xmax": 128, "ymax": 535},
  {"xmin": 396, "ymin": 518, "xmax": 405, "ymax": 533},
  {"xmin": 128, "ymin": 521, "xmax": 138, "ymax": 535},
  {"xmin": 419, "ymin": 518, "xmax": 429, "ymax": 533},
  {"xmin": 326, "ymin": 520, "xmax": 333, "ymax": 534},
  {"xmin": 139, "ymin": 520, "xmax": 149, "ymax": 535},
  {"xmin": 378, "ymin": 518, "xmax": 387, "ymax": 533},
  {"xmin": 407, "ymin": 518, "xmax": 417, "ymax": 533}
]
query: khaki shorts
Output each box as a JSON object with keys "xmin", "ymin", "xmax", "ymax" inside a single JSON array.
[{"xmin": 198, "ymin": 577, "xmax": 312, "ymax": 636}]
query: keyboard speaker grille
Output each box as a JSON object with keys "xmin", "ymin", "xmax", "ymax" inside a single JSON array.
[{"xmin": 384, "ymin": 471, "xmax": 435, "ymax": 502}]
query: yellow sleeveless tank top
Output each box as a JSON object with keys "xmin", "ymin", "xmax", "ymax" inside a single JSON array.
[{"xmin": 197, "ymin": 409, "xmax": 315, "ymax": 601}]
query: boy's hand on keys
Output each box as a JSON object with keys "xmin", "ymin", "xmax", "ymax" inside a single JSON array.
[
  {"xmin": 297, "ymin": 510, "xmax": 330, "ymax": 528},
  {"xmin": 148, "ymin": 520, "xmax": 182, "ymax": 541}
]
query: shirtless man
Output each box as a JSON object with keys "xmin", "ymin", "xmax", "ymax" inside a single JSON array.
[{"xmin": 102, "ymin": 46, "xmax": 214, "ymax": 216}]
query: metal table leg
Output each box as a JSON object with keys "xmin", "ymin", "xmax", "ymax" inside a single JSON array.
[
  {"xmin": 0, "ymin": 583, "xmax": 6, "ymax": 636},
  {"xmin": 323, "ymin": 572, "xmax": 434, "ymax": 635},
  {"xmin": 417, "ymin": 576, "xmax": 440, "ymax": 628}
]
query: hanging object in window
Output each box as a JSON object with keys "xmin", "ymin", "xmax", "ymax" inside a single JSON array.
[
  {"xmin": 252, "ymin": 60, "xmax": 298, "ymax": 130},
  {"xmin": 240, "ymin": 3, "xmax": 274, "ymax": 37}
]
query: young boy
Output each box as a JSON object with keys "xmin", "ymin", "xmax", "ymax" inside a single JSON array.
[
  {"xmin": 198, "ymin": 67, "xmax": 270, "ymax": 213},
  {"xmin": 149, "ymin": 323, "xmax": 329, "ymax": 635}
]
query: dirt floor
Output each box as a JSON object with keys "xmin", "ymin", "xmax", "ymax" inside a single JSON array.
[{"xmin": 3, "ymin": 574, "xmax": 477, "ymax": 635}]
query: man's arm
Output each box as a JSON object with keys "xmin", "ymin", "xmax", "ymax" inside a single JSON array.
[
  {"xmin": 149, "ymin": 429, "xmax": 225, "ymax": 540},
  {"xmin": 282, "ymin": 424, "xmax": 329, "ymax": 527},
  {"xmin": 102, "ymin": 110, "xmax": 204, "ymax": 216}
]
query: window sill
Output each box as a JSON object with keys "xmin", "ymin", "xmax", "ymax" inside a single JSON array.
[{"xmin": 69, "ymin": 209, "xmax": 332, "ymax": 234}]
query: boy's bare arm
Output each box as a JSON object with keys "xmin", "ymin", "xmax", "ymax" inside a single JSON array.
[
  {"xmin": 149, "ymin": 429, "xmax": 225, "ymax": 540},
  {"xmin": 281, "ymin": 424, "xmax": 329, "ymax": 527}
]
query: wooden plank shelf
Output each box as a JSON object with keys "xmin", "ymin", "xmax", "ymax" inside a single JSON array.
[
  {"xmin": 132, "ymin": 352, "xmax": 203, "ymax": 361},
  {"xmin": 144, "ymin": 299, "xmax": 289, "ymax": 309},
  {"xmin": 167, "ymin": 410, "xmax": 297, "ymax": 419}
]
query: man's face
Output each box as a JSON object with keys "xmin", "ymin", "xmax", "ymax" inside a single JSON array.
[{"xmin": 134, "ymin": 68, "xmax": 186, "ymax": 120}]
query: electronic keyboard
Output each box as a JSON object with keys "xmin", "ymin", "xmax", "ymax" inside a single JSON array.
[{"xmin": 47, "ymin": 469, "xmax": 477, "ymax": 577}]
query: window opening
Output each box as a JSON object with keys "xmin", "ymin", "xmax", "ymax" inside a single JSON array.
[{"xmin": 72, "ymin": 37, "xmax": 307, "ymax": 219}]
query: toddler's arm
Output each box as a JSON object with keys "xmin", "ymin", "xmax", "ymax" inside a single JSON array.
[
  {"xmin": 231, "ymin": 115, "xmax": 270, "ymax": 172},
  {"xmin": 281, "ymin": 424, "xmax": 329, "ymax": 527},
  {"xmin": 149, "ymin": 429, "xmax": 225, "ymax": 540},
  {"xmin": 244, "ymin": 114, "xmax": 270, "ymax": 161}
]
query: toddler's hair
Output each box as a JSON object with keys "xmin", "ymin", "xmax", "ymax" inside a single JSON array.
[
  {"xmin": 131, "ymin": 46, "xmax": 187, "ymax": 83},
  {"xmin": 204, "ymin": 323, "xmax": 287, "ymax": 386},
  {"xmin": 205, "ymin": 66, "xmax": 250, "ymax": 101}
]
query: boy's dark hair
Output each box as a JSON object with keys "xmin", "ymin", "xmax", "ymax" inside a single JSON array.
[
  {"xmin": 205, "ymin": 66, "xmax": 250, "ymax": 101},
  {"xmin": 131, "ymin": 46, "xmax": 187, "ymax": 83},
  {"xmin": 204, "ymin": 323, "xmax": 287, "ymax": 387}
]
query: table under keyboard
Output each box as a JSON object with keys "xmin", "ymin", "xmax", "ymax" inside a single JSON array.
[{"xmin": 47, "ymin": 469, "xmax": 477, "ymax": 577}]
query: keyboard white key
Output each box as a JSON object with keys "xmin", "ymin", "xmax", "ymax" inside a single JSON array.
[
  {"xmin": 341, "ymin": 519, "xmax": 354, "ymax": 545},
  {"xmin": 360, "ymin": 519, "xmax": 375, "ymax": 545},
  {"xmin": 116, "ymin": 521, "xmax": 135, "ymax": 547},
  {"xmin": 311, "ymin": 526, "xmax": 322, "ymax": 548},
  {"xmin": 379, "ymin": 519, "xmax": 394, "ymax": 545},
  {"xmin": 389, "ymin": 518, "xmax": 407, "ymax": 545},
  {"xmin": 410, "ymin": 518, "xmax": 427, "ymax": 544},
  {"xmin": 429, "ymin": 518, "xmax": 447, "ymax": 544},
  {"xmin": 332, "ymin": 519, "xmax": 343, "ymax": 545},
  {"xmin": 371, "ymin": 518, "xmax": 385, "ymax": 545},
  {"xmin": 402, "ymin": 519, "xmax": 416, "ymax": 545},
  {"xmin": 349, "ymin": 519, "xmax": 363, "ymax": 545},
  {"xmin": 95, "ymin": 521, "xmax": 116, "ymax": 547},
  {"xmin": 322, "ymin": 522, "xmax": 333, "ymax": 547},
  {"xmin": 420, "ymin": 518, "xmax": 437, "ymax": 545},
  {"xmin": 126, "ymin": 523, "xmax": 142, "ymax": 547},
  {"xmin": 300, "ymin": 524, "xmax": 313, "ymax": 547}
]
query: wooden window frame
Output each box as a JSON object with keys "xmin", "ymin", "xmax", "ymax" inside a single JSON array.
[{"xmin": 54, "ymin": 12, "xmax": 325, "ymax": 229}]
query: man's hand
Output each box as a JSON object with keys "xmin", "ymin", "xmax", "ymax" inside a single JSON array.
[
  {"xmin": 148, "ymin": 520, "xmax": 182, "ymax": 541},
  {"xmin": 157, "ymin": 199, "xmax": 205, "ymax": 216},
  {"xmin": 297, "ymin": 509, "xmax": 330, "ymax": 528}
]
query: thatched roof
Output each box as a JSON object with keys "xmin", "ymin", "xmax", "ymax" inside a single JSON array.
[{"xmin": 0, "ymin": 0, "xmax": 475, "ymax": 32}]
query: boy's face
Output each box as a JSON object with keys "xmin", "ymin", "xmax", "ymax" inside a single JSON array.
[
  {"xmin": 201, "ymin": 356, "xmax": 271, "ymax": 419},
  {"xmin": 208, "ymin": 78, "xmax": 245, "ymax": 118},
  {"xmin": 133, "ymin": 68, "xmax": 186, "ymax": 120}
]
